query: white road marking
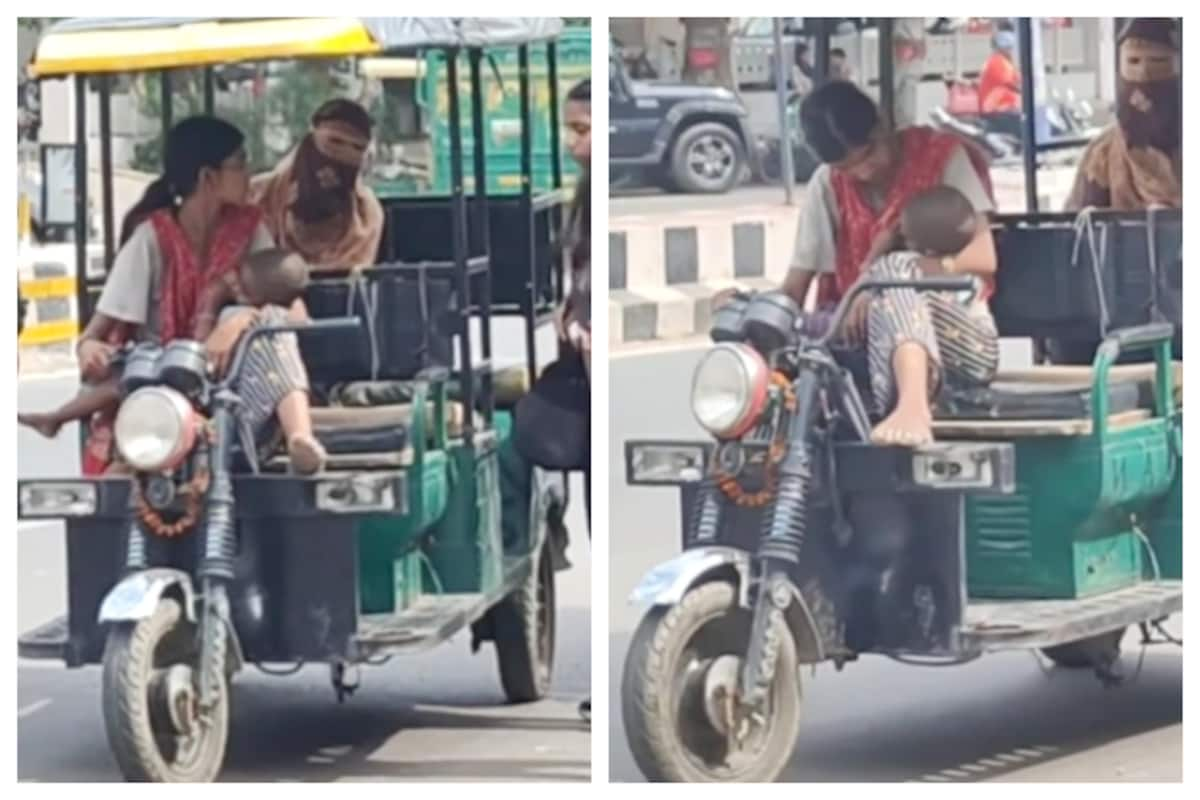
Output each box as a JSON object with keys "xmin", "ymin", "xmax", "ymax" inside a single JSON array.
[{"xmin": 18, "ymin": 699, "xmax": 51, "ymax": 719}]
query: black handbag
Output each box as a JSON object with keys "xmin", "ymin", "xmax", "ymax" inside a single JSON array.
[{"xmin": 513, "ymin": 352, "xmax": 590, "ymax": 471}]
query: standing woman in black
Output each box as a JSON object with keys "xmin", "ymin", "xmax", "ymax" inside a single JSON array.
[{"xmin": 559, "ymin": 78, "xmax": 591, "ymax": 722}]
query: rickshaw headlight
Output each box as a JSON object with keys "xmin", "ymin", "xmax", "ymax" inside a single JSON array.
[
  {"xmin": 114, "ymin": 387, "xmax": 197, "ymax": 473},
  {"xmin": 691, "ymin": 344, "xmax": 769, "ymax": 438}
]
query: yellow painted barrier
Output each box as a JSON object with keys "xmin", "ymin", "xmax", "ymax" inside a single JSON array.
[
  {"xmin": 18, "ymin": 194, "xmax": 32, "ymax": 240},
  {"xmin": 19, "ymin": 275, "xmax": 77, "ymax": 300},
  {"xmin": 19, "ymin": 319, "xmax": 79, "ymax": 347}
]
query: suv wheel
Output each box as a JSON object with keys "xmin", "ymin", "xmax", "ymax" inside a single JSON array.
[{"xmin": 669, "ymin": 122, "xmax": 744, "ymax": 194}]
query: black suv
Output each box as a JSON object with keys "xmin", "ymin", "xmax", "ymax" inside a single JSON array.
[{"xmin": 609, "ymin": 54, "xmax": 753, "ymax": 194}]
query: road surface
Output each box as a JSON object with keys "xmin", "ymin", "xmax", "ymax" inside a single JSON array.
[
  {"xmin": 608, "ymin": 342, "xmax": 1182, "ymax": 782},
  {"xmin": 17, "ymin": 319, "xmax": 593, "ymax": 782}
]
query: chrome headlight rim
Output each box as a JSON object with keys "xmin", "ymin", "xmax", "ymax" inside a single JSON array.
[
  {"xmin": 113, "ymin": 386, "xmax": 197, "ymax": 473},
  {"xmin": 690, "ymin": 343, "xmax": 770, "ymax": 439}
]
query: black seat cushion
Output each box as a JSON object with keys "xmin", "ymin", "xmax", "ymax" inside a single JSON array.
[
  {"xmin": 938, "ymin": 378, "xmax": 1143, "ymax": 420},
  {"xmin": 310, "ymin": 406, "xmax": 409, "ymax": 455}
]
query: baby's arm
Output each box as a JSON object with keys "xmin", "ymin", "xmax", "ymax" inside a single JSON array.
[{"xmin": 192, "ymin": 277, "xmax": 236, "ymax": 342}]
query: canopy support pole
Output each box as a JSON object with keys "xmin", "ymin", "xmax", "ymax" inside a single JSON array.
[
  {"xmin": 1018, "ymin": 18, "xmax": 1039, "ymax": 212},
  {"xmin": 878, "ymin": 18, "xmax": 896, "ymax": 130},
  {"xmin": 446, "ymin": 49, "xmax": 475, "ymax": 444},
  {"xmin": 772, "ymin": 18, "xmax": 795, "ymax": 205},
  {"xmin": 98, "ymin": 76, "xmax": 115, "ymax": 270},
  {"xmin": 469, "ymin": 48, "xmax": 494, "ymax": 424},
  {"xmin": 73, "ymin": 75, "xmax": 88, "ymax": 318}
]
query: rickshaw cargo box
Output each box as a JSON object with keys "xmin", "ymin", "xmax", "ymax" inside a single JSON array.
[
  {"xmin": 990, "ymin": 210, "xmax": 1182, "ymax": 343},
  {"xmin": 301, "ymin": 266, "xmax": 456, "ymax": 384},
  {"xmin": 379, "ymin": 194, "xmax": 563, "ymax": 312}
]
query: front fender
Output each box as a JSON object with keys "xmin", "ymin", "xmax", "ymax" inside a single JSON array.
[
  {"xmin": 630, "ymin": 547, "xmax": 751, "ymax": 609},
  {"xmin": 630, "ymin": 547, "xmax": 827, "ymax": 663},
  {"xmin": 98, "ymin": 568, "xmax": 198, "ymax": 625}
]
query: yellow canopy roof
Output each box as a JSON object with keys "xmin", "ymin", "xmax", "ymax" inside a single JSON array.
[
  {"xmin": 30, "ymin": 17, "xmax": 565, "ymax": 77},
  {"xmin": 31, "ymin": 18, "xmax": 382, "ymax": 77}
]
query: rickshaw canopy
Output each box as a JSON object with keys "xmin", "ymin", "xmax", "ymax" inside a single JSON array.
[{"xmin": 30, "ymin": 16, "xmax": 565, "ymax": 77}]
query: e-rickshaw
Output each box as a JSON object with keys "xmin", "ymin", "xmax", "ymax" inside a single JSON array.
[
  {"xmin": 620, "ymin": 18, "xmax": 1182, "ymax": 782},
  {"xmin": 18, "ymin": 17, "xmax": 578, "ymax": 783}
]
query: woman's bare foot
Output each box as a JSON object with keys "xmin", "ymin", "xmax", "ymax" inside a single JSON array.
[
  {"xmin": 870, "ymin": 403, "xmax": 933, "ymax": 447},
  {"xmin": 287, "ymin": 433, "xmax": 326, "ymax": 475},
  {"xmin": 18, "ymin": 413, "xmax": 63, "ymax": 439}
]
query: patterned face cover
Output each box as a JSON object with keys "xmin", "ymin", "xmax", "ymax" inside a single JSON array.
[
  {"xmin": 290, "ymin": 121, "xmax": 370, "ymax": 224},
  {"xmin": 1116, "ymin": 37, "xmax": 1181, "ymax": 151}
]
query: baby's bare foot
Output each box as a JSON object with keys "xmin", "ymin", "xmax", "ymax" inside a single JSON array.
[
  {"xmin": 870, "ymin": 404, "xmax": 934, "ymax": 448},
  {"xmin": 18, "ymin": 413, "xmax": 62, "ymax": 439},
  {"xmin": 287, "ymin": 433, "xmax": 327, "ymax": 475}
]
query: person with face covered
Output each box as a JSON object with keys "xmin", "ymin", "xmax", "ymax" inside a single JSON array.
[
  {"xmin": 251, "ymin": 99, "xmax": 385, "ymax": 269},
  {"xmin": 1050, "ymin": 19, "xmax": 1182, "ymax": 365},
  {"xmin": 1066, "ymin": 18, "xmax": 1181, "ymax": 211}
]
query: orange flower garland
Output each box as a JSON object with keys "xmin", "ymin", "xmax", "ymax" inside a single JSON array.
[{"xmin": 713, "ymin": 373, "xmax": 796, "ymax": 508}]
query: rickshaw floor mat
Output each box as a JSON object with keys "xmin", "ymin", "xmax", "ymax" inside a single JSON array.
[
  {"xmin": 356, "ymin": 593, "xmax": 484, "ymax": 648},
  {"xmin": 962, "ymin": 580, "xmax": 1183, "ymax": 650},
  {"xmin": 18, "ymin": 614, "xmax": 69, "ymax": 658},
  {"xmin": 936, "ymin": 360, "xmax": 1182, "ymax": 421}
]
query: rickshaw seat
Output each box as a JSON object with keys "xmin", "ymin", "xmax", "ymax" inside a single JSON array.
[
  {"xmin": 256, "ymin": 401, "xmax": 473, "ymax": 473},
  {"xmin": 330, "ymin": 363, "xmax": 532, "ymax": 411},
  {"xmin": 310, "ymin": 402, "xmax": 470, "ymax": 451},
  {"xmin": 933, "ymin": 409, "xmax": 1152, "ymax": 438},
  {"xmin": 936, "ymin": 361, "xmax": 1181, "ymax": 422}
]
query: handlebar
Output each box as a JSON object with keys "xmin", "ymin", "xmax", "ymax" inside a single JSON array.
[
  {"xmin": 221, "ymin": 316, "xmax": 362, "ymax": 390},
  {"xmin": 814, "ymin": 275, "xmax": 978, "ymax": 348}
]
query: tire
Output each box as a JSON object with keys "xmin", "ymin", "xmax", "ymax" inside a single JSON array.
[
  {"xmin": 1041, "ymin": 628, "xmax": 1126, "ymax": 669},
  {"xmin": 492, "ymin": 540, "xmax": 557, "ymax": 702},
  {"xmin": 101, "ymin": 599, "xmax": 229, "ymax": 782},
  {"xmin": 622, "ymin": 581, "xmax": 802, "ymax": 782},
  {"xmin": 669, "ymin": 122, "xmax": 745, "ymax": 194}
]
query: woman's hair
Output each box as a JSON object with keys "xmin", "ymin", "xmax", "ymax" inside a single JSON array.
[
  {"xmin": 311, "ymin": 98, "xmax": 373, "ymax": 138},
  {"xmin": 565, "ymin": 78, "xmax": 590, "ymax": 265},
  {"xmin": 566, "ymin": 79, "xmax": 591, "ymax": 104},
  {"xmin": 799, "ymin": 80, "xmax": 880, "ymax": 164},
  {"xmin": 119, "ymin": 115, "xmax": 245, "ymax": 245},
  {"xmin": 569, "ymin": 169, "xmax": 590, "ymax": 269}
]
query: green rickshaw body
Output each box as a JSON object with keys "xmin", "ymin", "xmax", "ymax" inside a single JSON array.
[{"xmin": 966, "ymin": 413, "xmax": 1180, "ymax": 598}]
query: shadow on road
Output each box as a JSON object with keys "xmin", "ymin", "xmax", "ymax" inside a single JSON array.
[
  {"xmin": 609, "ymin": 628, "xmax": 1181, "ymax": 783},
  {"xmin": 19, "ymin": 607, "xmax": 592, "ymax": 782}
]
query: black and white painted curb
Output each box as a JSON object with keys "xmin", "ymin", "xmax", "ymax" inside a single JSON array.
[{"xmin": 609, "ymin": 205, "xmax": 799, "ymax": 344}]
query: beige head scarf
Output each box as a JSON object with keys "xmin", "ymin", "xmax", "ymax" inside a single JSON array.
[{"xmin": 251, "ymin": 99, "xmax": 385, "ymax": 269}]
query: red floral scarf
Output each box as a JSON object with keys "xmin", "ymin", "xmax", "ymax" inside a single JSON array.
[
  {"xmin": 820, "ymin": 126, "xmax": 995, "ymax": 308},
  {"xmin": 81, "ymin": 205, "xmax": 262, "ymax": 475}
]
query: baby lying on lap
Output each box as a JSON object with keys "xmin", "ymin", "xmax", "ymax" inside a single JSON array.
[{"xmin": 18, "ymin": 249, "xmax": 310, "ymax": 441}]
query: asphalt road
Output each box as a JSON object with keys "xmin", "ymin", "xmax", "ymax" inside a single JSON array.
[
  {"xmin": 608, "ymin": 342, "xmax": 1182, "ymax": 783},
  {"xmin": 17, "ymin": 319, "xmax": 593, "ymax": 782}
]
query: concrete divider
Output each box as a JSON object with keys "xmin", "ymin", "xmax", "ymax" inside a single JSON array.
[
  {"xmin": 607, "ymin": 163, "xmax": 1081, "ymax": 346},
  {"xmin": 608, "ymin": 202, "xmax": 799, "ymax": 344}
]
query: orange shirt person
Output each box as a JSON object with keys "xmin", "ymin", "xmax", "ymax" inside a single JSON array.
[{"xmin": 979, "ymin": 31, "xmax": 1021, "ymax": 114}]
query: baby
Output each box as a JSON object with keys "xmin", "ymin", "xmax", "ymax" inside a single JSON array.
[
  {"xmin": 798, "ymin": 185, "xmax": 980, "ymax": 338},
  {"xmin": 18, "ymin": 249, "xmax": 310, "ymax": 440}
]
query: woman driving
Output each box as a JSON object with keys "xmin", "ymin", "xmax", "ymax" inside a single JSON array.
[{"xmin": 75, "ymin": 115, "xmax": 325, "ymax": 475}]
